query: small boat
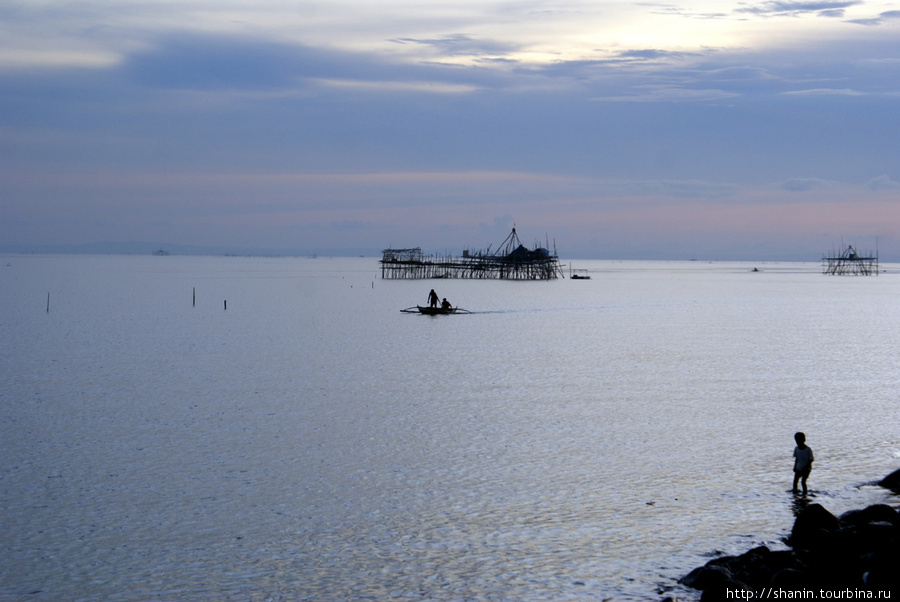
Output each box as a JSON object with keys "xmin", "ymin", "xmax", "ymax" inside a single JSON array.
[
  {"xmin": 401, "ymin": 305, "xmax": 471, "ymax": 315},
  {"xmin": 570, "ymin": 268, "xmax": 591, "ymax": 279},
  {"xmin": 419, "ymin": 305, "xmax": 456, "ymax": 315}
]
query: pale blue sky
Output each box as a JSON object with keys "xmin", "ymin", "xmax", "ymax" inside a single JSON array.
[{"xmin": 2, "ymin": 0, "xmax": 899, "ymax": 259}]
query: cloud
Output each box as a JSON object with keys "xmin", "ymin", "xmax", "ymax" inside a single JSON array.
[
  {"xmin": 591, "ymin": 86, "xmax": 739, "ymax": 103},
  {"xmin": 310, "ymin": 78, "xmax": 480, "ymax": 94},
  {"xmin": 124, "ymin": 35, "xmax": 378, "ymax": 92},
  {"xmin": 694, "ymin": 66, "xmax": 774, "ymax": 82},
  {"xmin": 0, "ymin": 48, "xmax": 121, "ymax": 71},
  {"xmin": 846, "ymin": 9, "xmax": 900, "ymax": 26},
  {"xmin": 390, "ymin": 34, "xmax": 518, "ymax": 58},
  {"xmin": 735, "ymin": 1, "xmax": 862, "ymax": 18},
  {"xmin": 614, "ymin": 49, "xmax": 697, "ymax": 62},
  {"xmin": 640, "ymin": 3, "xmax": 732, "ymax": 20},
  {"xmin": 865, "ymin": 175, "xmax": 900, "ymax": 190},
  {"xmin": 118, "ymin": 32, "xmax": 510, "ymax": 100},
  {"xmin": 781, "ymin": 88, "xmax": 863, "ymax": 96}
]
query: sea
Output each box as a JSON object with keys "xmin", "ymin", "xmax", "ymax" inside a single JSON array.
[{"xmin": 2, "ymin": 255, "xmax": 899, "ymax": 601}]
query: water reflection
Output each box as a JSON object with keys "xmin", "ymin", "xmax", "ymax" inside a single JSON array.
[{"xmin": 791, "ymin": 493, "xmax": 813, "ymax": 518}]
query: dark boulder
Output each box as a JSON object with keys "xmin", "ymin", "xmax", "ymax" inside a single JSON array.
[
  {"xmin": 716, "ymin": 546, "xmax": 800, "ymax": 589},
  {"xmin": 787, "ymin": 503, "xmax": 840, "ymax": 548},
  {"xmin": 878, "ymin": 468, "xmax": 900, "ymax": 492},
  {"xmin": 681, "ymin": 501, "xmax": 900, "ymax": 597},
  {"xmin": 861, "ymin": 548, "xmax": 900, "ymax": 590},
  {"xmin": 699, "ymin": 578, "xmax": 752, "ymax": 602},
  {"xmin": 681, "ymin": 470, "xmax": 900, "ymax": 597},
  {"xmin": 839, "ymin": 504, "xmax": 898, "ymax": 527},
  {"xmin": 769, "ymin": 567, "xmax": 808, "ymax": 590},
  {"xmin": 679, "ymin": 563, "xmax": 733, "ymax": 591}
]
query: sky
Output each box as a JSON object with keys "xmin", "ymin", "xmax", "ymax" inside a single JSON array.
[{"xmin": 2, "ymin": 0, "xmax": 899, "ymax": 260}]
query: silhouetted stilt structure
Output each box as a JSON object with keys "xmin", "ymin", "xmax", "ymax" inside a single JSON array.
[
  {"xmin": 381, "ymin": 227, "xmax": 563, "ymax": 280},
  {"xmin": 823, "ymin": 244, "xmax": 878, "ymax": 275}
]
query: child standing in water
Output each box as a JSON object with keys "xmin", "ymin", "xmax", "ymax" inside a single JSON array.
[{"xmin": 792, "ymin": 432, "xmax": 814, "ymax": 495}]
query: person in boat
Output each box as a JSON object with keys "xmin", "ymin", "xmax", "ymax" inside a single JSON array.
[
  {"xmin": 428, "ymin": 289, "xmax": 439, "ymax": 308},
  {"xmin": 441, "ymin": 298, "xmax": 452, "ymax": 310}
]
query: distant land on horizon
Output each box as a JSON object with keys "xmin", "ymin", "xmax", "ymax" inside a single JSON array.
[
  {"xmin": 0, "ymin": 241, "xmax": 376, "ymax": 258},
  {"xmin": 0, "ymin": 241, "xmax": 893, "ymax": 263}
]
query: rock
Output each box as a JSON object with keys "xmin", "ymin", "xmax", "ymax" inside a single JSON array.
[
  {"xmin": 877, "ymin": 468, "xmax": 900, "ymax": 492},
  {"xmin": 862, "ymin": 549, "xmax": 900, "ymax": 590},
  {"xmin": 839, "ymin": 504, "xmax": 898, "ymax": 527},
  {"xmin": 699, "ymin": 578, "xmax": 751, "ymax": 602},
  {"xmin": 681, "ymin": 500, "xmax": 900, "ymax": 597},
  {"xmin": 769, "ymin": 567, "xmax": 808, "ymax": 589},
  {"xmin": 679, "ymin": 564, "xmax": 732, "ymax": 591},
  {"xmin": 788, "ymin": 503, "xmax": 839, "ymax": 548},
  {"xmin": 718, "ymin": 546, "xmax": 783, "ymax": 589},
  {"xmin": 680, "ymin": 471, "xmax": 900, "ymax": 595}
]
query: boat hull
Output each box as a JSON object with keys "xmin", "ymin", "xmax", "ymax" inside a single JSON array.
[
  {"xmin": 416, "ymin": 305, "xmax": 456, "ymax": 315},
  {"xmin": 401, "ymin": 305, "xmax": 469, "ymax": 315}
]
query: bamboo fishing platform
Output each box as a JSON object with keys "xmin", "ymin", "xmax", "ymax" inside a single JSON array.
[
  {"xmin": 822, "ymin": 244, "xmax": 879, "ymax": 275},
  {"xmin": 381, "ymin": 227, "xmax": 564, "ymax": 280}
]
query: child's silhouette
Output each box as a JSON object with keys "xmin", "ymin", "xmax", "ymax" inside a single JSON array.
[{"xmin": 792, "ymin": 432, "xmax": 814, "ymax": 495}]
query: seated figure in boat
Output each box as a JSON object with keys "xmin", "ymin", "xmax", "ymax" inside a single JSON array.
[{"xmin": 441, "ymin": 298, "xmax": 452, "ymax": 310}]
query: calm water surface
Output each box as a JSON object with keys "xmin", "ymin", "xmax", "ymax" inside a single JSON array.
[{"xmin": 2, "ymin": 255, "xmax": 899, "ymax": 600}]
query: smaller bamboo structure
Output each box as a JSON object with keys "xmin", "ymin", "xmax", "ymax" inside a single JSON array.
[
  {"xmin": 823, "ymin": 244, "xmax": 879, "ymax": 276},
  {"xmin": 381, "ymin": 228, "xmax": 563, "ymax": 280}
]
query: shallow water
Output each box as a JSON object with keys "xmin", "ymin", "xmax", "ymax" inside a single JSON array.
[{"xmin": 2, "ymin": 255, "xmax": 899, "ymax": 600}]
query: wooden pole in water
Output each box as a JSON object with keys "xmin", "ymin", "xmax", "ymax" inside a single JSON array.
[
  {"xmin": 193, "ymin": 287, "xmax": 196, "ymax": 307},
  {"xmin": 47, "ymin": 292, "xmax": 50, "ymax": 313},
  {"xmin": 224, "ymin": 300, "xmax": 227, "ymax": 310}
]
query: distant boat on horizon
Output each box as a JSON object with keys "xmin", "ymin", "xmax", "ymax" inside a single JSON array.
[{"xmin": 569, "ymin": 267, "xmax": 591, "ymax": 279}]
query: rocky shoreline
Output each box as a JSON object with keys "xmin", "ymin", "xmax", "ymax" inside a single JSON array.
[{"xmin": 678, "ymin": 469, "xmax": 900, "ymax": 600}]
